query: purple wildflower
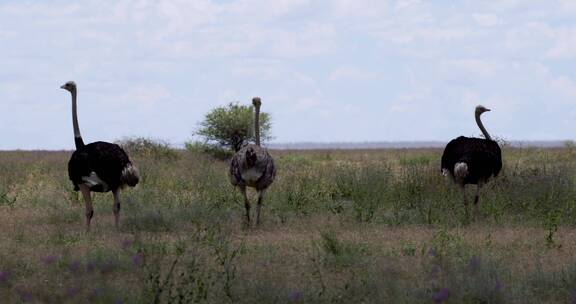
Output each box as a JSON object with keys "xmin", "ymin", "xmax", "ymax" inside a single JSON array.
[
  {"xmin": 428, "ymin": 248, "xmax": 438, "ymax": 257},
  {"xmin": 433, "ymin": 288, "xmax": 450, "ymax": 304},
  {"xmin": 132, "ymin": 253, "xmax": 143, "ymax": 267},
  {"xmin": 65, "ymin": 287, "xmax": 80, "ymax": 298},
  {"xmin": 17, "ymin": 289, "xmax": 33, "ymax": 302},
  {"xmin": 41, "ymin": 255, "xmax": 57, "ymax": 265},
  {"xmin": 89, "ymin": 287, "xmax": 102, "ymax": 300},
  {"xmin": 468, "ymin": 256, "xmax": 481, "ymax": 271},
  {"xmin": 114, "ymin": 299, "xmax": 124, "ymax": 304},
  {"xmin": 121, "ymin": 239, "xmax": 134, "ymax": 249},
  {"xmin": 495, "ymin": 280, "xmax": 502, "ymax": 292},
  {"xmin": 68, "ymin": 260, "xmax": 82, "ymax": 274},
  {"xmin": 289, "ymin": 291, "xmax": 303, "ymax": 302},
  {"xmin": 86, "ymin": 260, "xmax": 96, "ymax": 273},
  {"xmin": 430, "ymin": 265, "xmax": 440, "ymax": 278},
  {"xmin": 0, "ymin": 271, "xmax": 9, "ymax": 284},
  {"xmin": 571, "ymin": 288, "xmax": 576, "ymax": 304}
]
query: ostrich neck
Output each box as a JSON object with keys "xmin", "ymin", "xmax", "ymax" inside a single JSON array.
[
  {"xmin": 475, "ymin": 112, "xmax": 491, "ymax": 140},
  {"xmin": 254, "ymin": 105, "xmax": 261, "ymax": 146},
  {"xmin": 71, "ymin": 90, "xmax": 85, "ymax": 148}
]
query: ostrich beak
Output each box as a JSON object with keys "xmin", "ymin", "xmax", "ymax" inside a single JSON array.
[
  {"xmin": 485, "ymin": 108, "xmax": 491, "ymax": 112},
  {"xmin": 60, "ymin": 84, "xmax": 66, "ymax": 89}
]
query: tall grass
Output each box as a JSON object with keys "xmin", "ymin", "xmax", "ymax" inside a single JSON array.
[{"xmin": 0, "ymin": 147, "xmax": 574, "ymax": 303}]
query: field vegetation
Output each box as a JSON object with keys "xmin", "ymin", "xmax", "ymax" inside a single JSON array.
[{"xmin": 0, "ymin": 143, "xmax": 575, "ymax": 303}]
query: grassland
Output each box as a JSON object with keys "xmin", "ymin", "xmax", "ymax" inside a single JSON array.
[{"xmin": 0, "ymin": 145, "xmax": 575, "ymax": 303}]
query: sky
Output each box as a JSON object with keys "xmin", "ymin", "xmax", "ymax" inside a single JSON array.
[{"xmin": 1, "ymin": 0, "xmax": 575, "ymax": 149}]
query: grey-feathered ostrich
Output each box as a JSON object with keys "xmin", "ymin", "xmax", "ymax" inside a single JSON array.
[
  {"xmin": 441, "ymin": 105, "xmax": 502, "ymax": 212},
  {"xmin": 61, "ymin": 81, "xmax": 139, "ymax": 230},
  {"xmin": 229, "ymin": 97, "xmax": 276, "ymax": 226}
]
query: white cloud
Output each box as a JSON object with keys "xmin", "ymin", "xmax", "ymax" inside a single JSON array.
[
  {"xmin": 550, "ymin": 75, "xmax": 576, "ymax": 99},
  {"xmin": 547, "ymin": 27, "xmax": 576, "ymax": 59},
  {"xmin": 0, "ymin": 0, "xmax": 576, "ymax": 148},
  {"xmin": 395, "ymin": 0, "xmax": 423, "ymax": 11},
  {"xmin": 472, "ymin": 14, "xmax": 502, "ymax": 27},
  {"xmin": 121, "ymin": 85, "xmax": 171, "ymax": 107},
  {"xmin": 294, "ymin": 96, "xmax": 325, "ymax": 111},
  {"xmin": 329, "ymin": 66, "xmax": 379, "ymax": 81}
]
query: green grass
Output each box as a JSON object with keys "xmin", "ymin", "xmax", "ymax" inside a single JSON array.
[{"xmin": 0, "ymin": 147, "xmax": 574, "ymax": 303}]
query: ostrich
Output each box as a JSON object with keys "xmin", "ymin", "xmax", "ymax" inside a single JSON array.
[
  {"xmin": 229, "ymin": 97, "xmax": 276, "ymax": 226},
  {"xmin": 441, "ymin": 105, "xmax": 502, "ymax": 213},
  {"xmin": 61, "ymin": 81, "xmax": 139, "ymax": 230}
]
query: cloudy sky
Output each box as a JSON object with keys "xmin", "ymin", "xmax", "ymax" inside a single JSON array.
[{"xmin": 1, "ymin": 0, "xmax": 575, "ymax": 149}]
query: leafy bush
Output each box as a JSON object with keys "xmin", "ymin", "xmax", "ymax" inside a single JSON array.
[
  {"xmin": 195, "ymin": 102, "xmax": 272, "ymax": 152},
  {"xmin": 116, "ymin": 137, "xmax": 179, "ymax": 160},
  {"xmin": 185, "ymin": 141, "xmax": 234, "ymax": 160}
]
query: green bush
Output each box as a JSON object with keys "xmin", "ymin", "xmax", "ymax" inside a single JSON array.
[
  {"xmin": 117, "ymin": 137, "xmax": 179, "ymax": 161},
  {"xmin": 185, "ymin": 141, "xmax": 234, "ymax": 160},
  {"xmin": 195, "ymin": 102, "xmax": 272, "ymax": 152}
]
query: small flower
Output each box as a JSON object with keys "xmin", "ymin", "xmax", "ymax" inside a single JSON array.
[
  {"xmin": 132, "ymin": 253, "xmax": 143, "ymax": 267},
  {"xmin": 430, "ymin": 265, "xmax": 440, "ymax": 277},
  {"xmin": 0, "ymin": 271, "xmax": 9, "ymax": 283},
  {"xmin": 428, "ymin": 248, "xmax": 438, "ymax": 257},
  {"xmin": 41, "ymin": 255, "xmax": 57, "ymax": 265},
  {"xmin": 17, "ymin": 289, "xmax": 33, "ymax": 302},
  {"xmin": 289, "ymin": 291, "xmax": 303, "ymax": 302},
  {"xmin": 433, "ymin": 288, "xmax": 450, "ymax": 304},
  {"xmin": 495, "ymin": 280, "xmax": 502, "ymax": 292},
  {"xmin": 121, "ymin": 239, "xmax": 134, "ymax": 249},
  {"xmin": 65, "ymin": 287, "xmax": 80, "ymax": 298},
  {"xmin": 68, "ymin": 260, "xmax": 82, "ymax": 274},
  {"xmin": 89, "ymin": 287, "xmax": 102, "ymax": 300},
  {"xmin": 86, "ymin": 260, "xmax": 96, "ymax": 273},
  {"xmin": 468, "ymin": 256, "xmax": 481, "ymax": 271},
  {"xmin": 571, "ymin": 288, "xmax": 576, "ymax": 304}
]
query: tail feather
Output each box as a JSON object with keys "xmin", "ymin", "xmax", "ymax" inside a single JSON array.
[
  {"xmin": 121, "ymin": 163, "xmax": 139, "ymax": 187},
  {"xmin": 454, "ymin": 162, "xmax": 468, "ymax": 181}
]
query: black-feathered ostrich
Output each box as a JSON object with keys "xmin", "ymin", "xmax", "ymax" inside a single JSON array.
[
  {"xmin": 441, "ymin": 105, "xmax": 502, "ymax": 213},
  {"xmin": 61, "ymin": 81, "xmax": 139, "ymax": 230},
  {"xmin": 229, "ymin": 97, "xmax": 276, "ymax": 226}
]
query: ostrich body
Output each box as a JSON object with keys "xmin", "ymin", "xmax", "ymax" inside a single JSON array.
[
  {"xmin": 229, "ymin": 97, "xmax": 276, "ymax": 226},
  {"xmin": 61, "ymin": 81, "xmax": 139, "ymax": 229},
  {"xmin": 441, "ymin": 105, "xmax": 502, "ymax": 211}
]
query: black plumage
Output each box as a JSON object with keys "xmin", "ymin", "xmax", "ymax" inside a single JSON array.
[
  {"xmin": 68, "ymin": 141, "xmax": 137, "ymax": 192},
  {"xmin": 61, "ymin": 81, "xmax": 139, "ymax": 229},
  {"xmin": 441, "ymin": 136, "xmax": 502, "ymax": 185},
  {"xmin": 441, "ymin": 105, "xmax": 502, "ymax": 210}
]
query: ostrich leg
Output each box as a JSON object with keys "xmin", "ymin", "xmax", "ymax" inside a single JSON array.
[
  {"xmin": 113, "ymin": 189, "xmax": 121, "ymax": 228},
  {"xmin": 240, "ymin": 186, "xmax": 251, "ymax": 226},
  {"xmin": 256, "ymin": 189, "xmax": 267, "ymax": 226},
  {"xmin": 79, "ymin": 184, "xmax": 94, "ymax": 231},
  {"xmin": 460, "ymin": 184, "xmax": 470, "ymax": 219},
  {"xmin": 474, "ymin": 182, "xmax": 484, "ymax": 214}
]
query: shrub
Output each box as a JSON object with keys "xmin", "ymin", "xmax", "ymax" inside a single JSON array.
[
  {"xmin": 116, "ymin": 137, "xmax": 179, "ymax": 160},
  {"xmin": 185, "ymin": 141, "xmax": 234, "ymax": 160}
]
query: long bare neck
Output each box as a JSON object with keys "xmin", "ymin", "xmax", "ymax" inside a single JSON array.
[
  {"xmin": 475, "ymin": 112, "xmax": 491, "ymax": 140},
  {"xmin": 71, "ymin": 89, "xmax": 85, "ymax": 149},
  {"xmin": 254, "ymin": 104, "xmax": 261, "ymax": 146}
]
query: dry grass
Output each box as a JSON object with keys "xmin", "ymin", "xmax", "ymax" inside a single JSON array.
[{"xmin": 0, "ymin": 146, "xmax": 574, "ymax": 303}]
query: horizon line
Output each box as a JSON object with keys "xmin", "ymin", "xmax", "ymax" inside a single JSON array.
[{"xmin": 0, "ymin": 139, "xmax": 572, "ymax": 152}]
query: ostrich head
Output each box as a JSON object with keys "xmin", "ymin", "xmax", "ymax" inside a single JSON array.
[
  {"xmin": 475, "ymin": 105, "xmax": 492, "ymax": 140},
  {"xmin": 475, "ymin": 105, "xmax": 491, "ymax": 115},
  {"xmin": 60, "ymin": 81, "xmax": 77, "ymax": 92},
  {"xmin": 245, "ymin": 147, "xmax": 257, "ymax": 167},
  {"xmin": 252, "ymin": 97, "xmax": 261, "ymax": 108}
]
